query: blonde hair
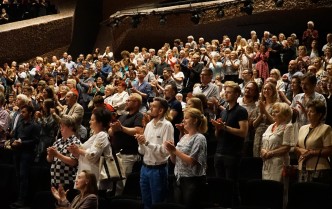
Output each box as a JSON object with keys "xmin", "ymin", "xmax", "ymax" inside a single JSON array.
[
  {"xmin": 187, "ymin": 97, "xmax": 204, "ymax": 113},
  {"xmin": 66, "ymin": 79, "xmax": 77, "ymax": 86},
  {"xmin": 184, "ymin": 108, "xmax": 208, "ymax": 133},
  {"xmin": 272, "ymin": 102, "xmax": 292, "ymax": 123}
]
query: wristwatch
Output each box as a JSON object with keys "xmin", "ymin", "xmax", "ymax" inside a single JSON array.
[{"xmin": 144, "ymin": 141, "xmax": 149, "ymax": 146}]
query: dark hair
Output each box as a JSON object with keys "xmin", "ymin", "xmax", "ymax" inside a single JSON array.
[
  {"xmin": 202, "ymin": 68, "xmax": 213, "ymax": 76},
  {"xmin": 21, "ymin": 105, "xmax": 35, "ymax": 116},
  {"xmin": 93, "ymin": 95, "xmax": 104, "ymax": 105},
  {"xmin": 245, "ymin": 81, "xmax": 260, "ymax": 101},
  {"xmin": 165, "ymin": 83, "xmax": 177, "ymax": 95},
  {"xmin": 306, "ymin": 100, "xmax": 326, "ymax": 120},
  {"xmin": 81, "ymin": 170, "xmax": 98, "ymax": 195},
  {"xmin": 43, "ymin": 99, "xmax": 55, "ymax": 116},
  {"xmin": 301, "ymin": 72, "xmax": 317, "ymax": 85},
  {"xmin": 43, "ymin": 87, "xmax": 54, "ymax": 99},
  {"xmin": 153, "ymin": 97, "xmax": 169, "ymax": 113},
  {"xmin": 92, "ymin": 108, "xmax": 112, "ymax": 130}
]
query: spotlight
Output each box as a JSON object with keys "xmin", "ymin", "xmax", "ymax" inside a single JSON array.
[
  {"xmin": 275, "ymin": 0, "xmax": 284, "ymax": 7},
  {"xmin": 159, "ymin": 15, "xmax": 167, "ymax": 25},
  {"xmin": 240, "ymin": 0, "xmax": 253, "ymax": 15},
  {"xmin": 131, "ymin": 15, "xmax": 141, "ymax": 28},
  {"xmin": 191, "ymin": 11, "xmax": 201, "ymax": 24},
  {"xmin": 216, "ymin": 7, "xmax": 224, "ymax": 18}
]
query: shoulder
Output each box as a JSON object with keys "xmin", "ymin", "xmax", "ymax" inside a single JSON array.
[{"xmin": 95, "ymin": 131, "xmax": 109, "ymax": 140}]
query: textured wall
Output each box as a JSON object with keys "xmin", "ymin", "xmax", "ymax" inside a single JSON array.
[{"xmin": 0, "ymin": 0, "xmax": 76, "ymax": 65}]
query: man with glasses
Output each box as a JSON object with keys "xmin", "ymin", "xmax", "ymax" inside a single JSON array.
[
  {"xmin": 239, "ymin": 69, "xmax": 253, "ymax": 95},
  {"xmin": 193, "ymin": 68, "xmax": 219, "ymax": 99},
  {"xmin": 108, "ymin": 93, "xmax": 144, "ymax": 195}
]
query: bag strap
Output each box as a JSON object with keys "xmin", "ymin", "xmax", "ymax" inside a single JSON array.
[{"xmin": 314, "ymin": 149, "xmax": 322, "ymax": 172}]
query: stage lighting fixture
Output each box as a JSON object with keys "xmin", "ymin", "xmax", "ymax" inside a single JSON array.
[
  {"xmin": 275, "ymin": 0, "xmax": 284, "ymax": 7},
  {"xmin": 240, "ymin": 0, "xmax": 253, "ymax": 15},
  {"xmin": 191, "ymin": 11, "xmax": 201, "ymax": 24},
  {"xmin": 216, "ymin": 7, "xmax": 225, "ymax": 18},
  {"xmin": 131, "ymin": 15, "xmax": 141, "ymax": 28},
  {"xmin": 159, "ymin": 15, "xmax": 167, "ymax": 25}
]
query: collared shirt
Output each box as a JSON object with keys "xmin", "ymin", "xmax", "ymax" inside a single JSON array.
[
  {"xmin": 138, "ymin": 117, "xmax": 174, "ymax": 165},
  {"xmin": 291, "ymin": 92, "xmax": 326, "ymax": 128},
  {"xmin": 193, "ymin": 82, "xmax": 220, "ymax": 99}
]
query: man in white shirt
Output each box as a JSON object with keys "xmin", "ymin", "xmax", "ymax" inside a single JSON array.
[
  {"xmin": 135, "ymin": 97, "xmax": 174, "ymax": 209},
  {"xmin": 193, "ymin": 68, "xmax": 220, "ymax": 99}
]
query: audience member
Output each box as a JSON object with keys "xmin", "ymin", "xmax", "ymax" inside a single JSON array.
[
  {"xmin": 108, "ymin": 93, "xmax": 143, "ymax": 195},
  {"xmin": 135, "ymin": 97, "xmax": 174, "ymax": 209},
  {"xmin": 164, "ymin": 108, "xmax": 207, "ymax": 209},
  {"xmin": 51, "ymin": 170, "xmax": 98, "ymax": 209}
]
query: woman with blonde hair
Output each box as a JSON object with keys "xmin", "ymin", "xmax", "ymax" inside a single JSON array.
[
  {"xmin": 261, "ymin": 102, "xmax": 294, "ymax": 182},
  {"xmin": 164, "ymin": 108, "xmax": 207, "ymax": 209},
  {"xmin": 270, "ymin": 68, "xmax": 285, "ymax": 92},
  {"xmin": 253, "ymin": 82, "xmax": 278, "ymax": 157}
]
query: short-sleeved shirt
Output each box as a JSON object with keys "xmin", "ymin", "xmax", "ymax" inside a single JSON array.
[
  {"xmin": 50, "ymin": 135, "xmax": 81, "ymax": 186},
  {"xmin": 297, "ymin": 124, "xmax": 332, "ymax": 170},
  {"xmin": 175, "ymin": 133, "xmax": 207, "ymax": 178},
  {"xmin": 216, "ymin": 103, "xmax": 248, "ymax": 156},
  {"xmin": 113, "ymin": 112, "xmax": 143, "ymax": 154}
]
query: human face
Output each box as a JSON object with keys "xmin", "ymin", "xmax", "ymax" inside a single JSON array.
[
  {"xmin": 290, "ymin": 78, "xmax": 300, "ymax": 91},
  {"xmin": 263, "ymin": 84, "xmax": 274, "ymax": 98},
  {"xmin": 200, "ymin": 71, "xmax": 211, "ymax": 84},
  {"xmin": 224, "ymin": 87, "xmax": 238, "ymax": 103},
  {"xmin": 75, "ymin": 172, "xmax": 88, "ymax": 191},
  {"xmin": 20, "ymin": 108, "xmax": 31, "ymax": 120},
  {"xmin": 242, "ymin": 70, "xmax": 251, "ymax": 81},
  {"xmin": 270, "ymin": 71, "xmax": 278, "ymax": 80},
  {"xmin": 327, "ymin": 79, "xmax": 332, "ymax": 93},
  {"xmin": 183, "ymin": 113, "xmax": 197, "ymax": 131},
  {"xmin": 149, "ymin": 101, "xmax": 162, "ymax": 118},
  {"xmin": 125, "ymin": 96, "xmax": 137, "ymax": 111},
  {"xmin": 307, "ymin": 107, "xmax": 322, "ymax": 125},
  {"xmin": 163, "ymin": 70, "xmax": 170, "ymax": 79},
  {"xmin": 60, "ymin": 123, "xmax": 69, "ymax": 137},
  {"xmin": 105, "ymin": 87, "xmax": 113, "ymax": 96},
  {"xmin": 301, "ymin": 78, "xmax": 315, "ymax": 94},
  {"xmin": 42, "ymin": 89, "xmax": 48, "ymax": 99},
  {"xmin": 244, "ymin": 83, "xmax": 256, "ymax": 98},
  {"xmin": 96, "ymin": 77, "xmax": 103, "ymax": 85},
  {"xmin": 65, "ymin": 92, "xmax": 75, "ymax": 106},
  {"xmin": 271, "ymin": 106, "xmax": 284, "ymax": 124},
  {"xmin": 89, "ymin": 114, "xmax": 102, "ymax": 132}
]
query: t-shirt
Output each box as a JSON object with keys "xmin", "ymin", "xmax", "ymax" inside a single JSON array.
[
  {"xmin": 216, "ymin": 103, "xmax": 248, "ymax": 156},
  {"xmin": 113, "ymin": 112, "xmax": 143, "ymax": 154}
]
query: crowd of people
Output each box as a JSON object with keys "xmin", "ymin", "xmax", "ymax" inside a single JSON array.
[
  {"xmin": 0, "ymin": 19, "xmax": 332, "ymax": 209},
  {"xmin": 0, "ymin": 0, "xmax": 57, "ymax": 25}
]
